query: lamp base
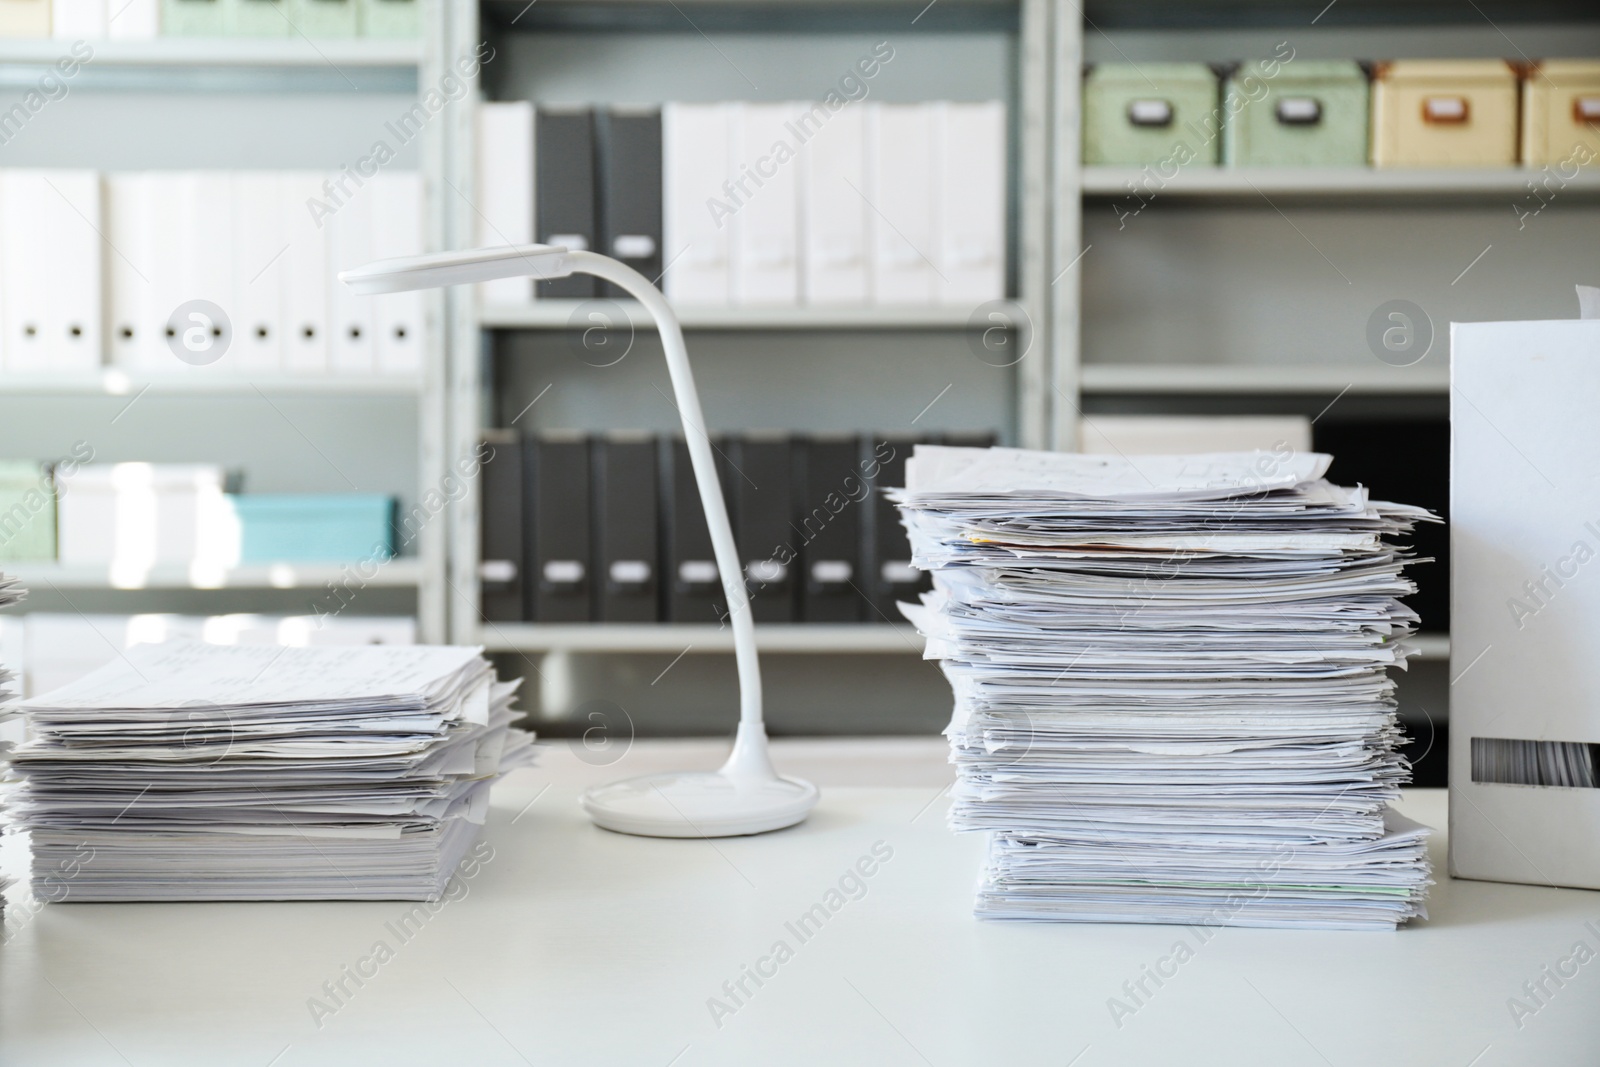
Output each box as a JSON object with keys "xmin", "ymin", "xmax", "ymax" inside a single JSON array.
[{"xmin": 581, "ymin": 770, "xmax": 819, "ymax": 838}]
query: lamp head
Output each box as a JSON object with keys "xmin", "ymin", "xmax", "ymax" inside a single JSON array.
[{"xmin": 338, "ymin": 244, "xmax": 575, "ymax": 294}]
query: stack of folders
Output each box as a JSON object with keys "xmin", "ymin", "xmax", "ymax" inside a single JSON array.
[
  {"xmin": 479, "ymin": 430, "xmax": 995, "ymax": 626},
  {"xmin": 0, "ymin": 0, "xmax": 419, "ymax": 39},
  {"xmin": 475, "ymin": 100, "xmax": 1005, "ymax": 307},
  {"xmin": 0, "ymin": 170, "xmax": 422, "ymax": 378},
  {"xmin": 895, "ymin": 445, "xmax": 1438, "ymax": 930},
  {"xmin": 4, "ymin": 641, "xmax": 533, "ymax": 902}
]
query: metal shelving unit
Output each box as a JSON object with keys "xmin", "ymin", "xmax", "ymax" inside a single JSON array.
[
  {"xmin": 447, "ymin": 0, "xmax": 1054, "ymax": 656},
  {"xmin": 1050, "ymin": 3, "xmax": 1600, "ymax": 706},
  {"xmin": 439, "ymin": 1, "xmax": 1597, "ymax": 718},
  {"xmin": 0, "ymin": 29, "xmax": 446, "ymax": 639}
]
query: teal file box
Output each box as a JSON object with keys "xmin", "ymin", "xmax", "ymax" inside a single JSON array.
[
  {"xmin": 357, "ymin": 0, "xmax": 415, "ymax": 37},
  {"xmin": 1222, "ymin": 60, "xmax": 1369, "ymax": 166},
  {"xmin": 0, "ymin": 461, "xmax": 56, "ymax": 562},
  {"xmin": 1083, "ymin": 62, "xmax": 1221, "ymax": 166},
  {"xmin": 230, "ymin": 494, "xmax": 395, "ymax": 563},
  {"xmin": 287, "ymin": 0, "xmax": 356, "ymax": 37},
  {"xmin": 223, "ymin": 0, "xmax": 289, "ymax": 35},
  {"xmin": 160, "ymin": 0, "xmax": 225, "ymax": 35}
]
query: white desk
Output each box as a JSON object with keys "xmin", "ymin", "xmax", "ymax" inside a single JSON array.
[{"xmin": 2, "ymin": 739, "xmax": 1597, "ymax": 1066}]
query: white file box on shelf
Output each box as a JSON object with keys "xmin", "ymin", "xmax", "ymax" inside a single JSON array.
[
  {"xmin": 55, "ymin": 463, "xmax": 238, "ymax": 584},
  {"xmin": 1450, "ymin": 316, "xmax": 1600, "ymax": 890}
]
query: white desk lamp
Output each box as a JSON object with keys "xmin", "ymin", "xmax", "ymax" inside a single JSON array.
[{"xmin": 341, "ymin": 245, "xmax": 819, "ymax": 838}]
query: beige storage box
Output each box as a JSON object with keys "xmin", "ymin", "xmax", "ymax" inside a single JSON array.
[
  {"xmin": 1371, "ymin": 59, "xmax": 1519, "ymax": 167},
  {"xmin": 1522, "ymin": 59, "xmax": 1600, "ymax": 166}
]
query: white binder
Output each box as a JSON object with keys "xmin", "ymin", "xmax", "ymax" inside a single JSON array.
[
  {"xmin": 369, "ymin": 170, "xmax": 424, "ymax": 376},
  {"xmin": 475, "ymin": 101, "xmax": 534, "ymax": 305},
  {"xmin": 326, "ymin": 180, "xmax": 375, "ymax": 374},
  {"xmin": 106, "ymin": 173, "xmax": 155, "ymax": 371},
  {"xmin": 662, "ymin": 102, "xmax": 733, "ymax": 305},
  {"xmin": 732, "ymin": 103, "xmax": 799, "ymax": 306},
  {"xmin": 177, "ymin": 172, "xmax": 235, "ymax": 371},
  {"xmin": 935, "ymin": 101, "xmax": 1005, "ymax": 305},
  {"xmin": 231, "ymin": 171, "xmax": 285, "ymax": 375},
  {"xmin": 47, "ymin": 170, "xmax": 102, "ymax": 373},
  {"xmin": 0, "ymin": 171, "xmax": 52, "ymax": 373},
  {"xmin": 107, "ymin": 0, "xmax": 156, "ymax": 36},
  {"xmin": 0, "ymin": 170, "xmax": 101, "ymax": 375},
  {"xmin": 51, "ymin": 0, "xmax": 104, "ymax": 37},
  {"xmin": 140, "ymin": 173, "xmax": 188, "ymax": 373},
  {"xmin": 801, "ymin": 103, "xmax": 868, "ymax": 306},
  {"xmin": 281, "ymin": 172, "xmax": 330, "ymax": 374},
  {"xmin": 866, "ymin": 103, "xmax": 936, "ymax": 305}
]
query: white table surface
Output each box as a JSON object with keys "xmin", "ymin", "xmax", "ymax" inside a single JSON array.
[{"xmin": 3, "ymin": 738, "xmax": 1597, "ymax": 1066}]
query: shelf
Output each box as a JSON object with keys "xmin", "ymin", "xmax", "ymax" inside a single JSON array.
[
  {"xmin": 0, "ymin": 38, "xmax": 420, "ymax": 92},
  {"xmin": 479, "ymin": 301, "xmax": 1020, "ymax": 332},
  {"xmin": 491, "ymin": 0, "xmax": 1019, "ymax": 33},
  {"xmin": 477, "ymin": 623, "xmax": 926, "ymax": 654},
  {"xmin": 1081, "ymin": 166, "xmax": 1600, "ymax": 201},
  {"xmin": 1080, "ymin": 363, "xmax": 1449, "ymax": 395},
  {"xmin": 10, "ymin": 559, "xmax": 423, "ymax": 592},
  {"xmin": 0, "ymin": 38, "xmax": 421, "ymax": 66},
  {"xmin": 0, "ymin": 373, "xmax": 422, "ymax": 397}
]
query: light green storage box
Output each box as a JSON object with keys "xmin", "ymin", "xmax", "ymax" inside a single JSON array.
[
  {"xmin": 357, "ymin": 0, "xmax": 415, "ymax": 37},
  {"xmin": 223, "ymin": 0, "xmax": 289, "ymax": 36},
  {"xmin": 1222, "ymin": 60, "xmax": 1369, "ymax": 166},
  {"xmin": 0, "ymin": 461, "xmax": 56, "ymax": 563},
  {"xmin": 288, "ymin": 0, "xmax": 357, "ymax": 36},
  {"xmin": 1083, "ymin": 62, "xmax": 1221, "ymax": 166},
  {"xmin": 160, "ymin": 0, "xmax": 225, "ymax": 35}
]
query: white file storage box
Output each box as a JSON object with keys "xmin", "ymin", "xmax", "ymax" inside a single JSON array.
[
  {"xmin": 55, "ymin": 463, "xmax": 235, "ymax": 575},
  {"xmin": 1451, "ymin": 317, "xmax": 1600, "ymax": 890}
]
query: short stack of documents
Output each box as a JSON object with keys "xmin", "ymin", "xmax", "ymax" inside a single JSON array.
[
  {"xmin": 895, "ymin": 446, "xmax": 1436, "ymax": 930},
  {"xmin": 0, "ymin": 571, "xmax": 23, "ymax": 910},
  {"xmin": 3, "ymin": 641, "xmax": 533, "ymax": 902}
]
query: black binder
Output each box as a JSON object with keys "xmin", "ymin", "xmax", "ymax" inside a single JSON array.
[
  {"xmin": 865, "ymin": 435, "xmax": 927, "ymax": 623},
  {"xmin": 479, "ymin": 429, "xmax": 524, "ymax": 622},
  {"xmin": 664, "ymin": 436, "xmax": 735, "ymax": 623},
  {"xmin": 535, "ymin": 107, "xmax": 597, "ymax": 299},
  {"xmin": 797, "ymin": 434, "xmax": 866, "ymax": 623},
  {"xmin": 526, "ymin": 432, "xmax": 592, "ymax": 622},
  {"xmin": 594, "ymin": 433, "xmax": 660, "ymax": 622},
  {"xmin": 731, "ymin": 432, "xmax": 797, "ymax": 624},
  {"xmin": 596, "ymin": 107, "xmax": 663, "ymax": 300}
]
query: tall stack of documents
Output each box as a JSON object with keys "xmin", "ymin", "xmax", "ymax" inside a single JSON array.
[
  {"xmin": 895, "ymin": 446, "xmax": 1436, "ymax": 929},
  {"xmin": 4, "ymin": 641, "xmax": 533, "ymax": 902}
]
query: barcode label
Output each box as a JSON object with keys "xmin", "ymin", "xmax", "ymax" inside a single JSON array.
[{"xmin": 1471, "ymin": 737, "xmax": 1600, "ymax": 788}]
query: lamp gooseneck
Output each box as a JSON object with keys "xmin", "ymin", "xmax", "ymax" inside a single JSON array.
[
  {"xmin": 341, "ymin": 244, "xmax": 815, "ymax": 834},
  {"xmin": 564, "ymin": 253, "xmax": 766, "ymax": 752}
]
